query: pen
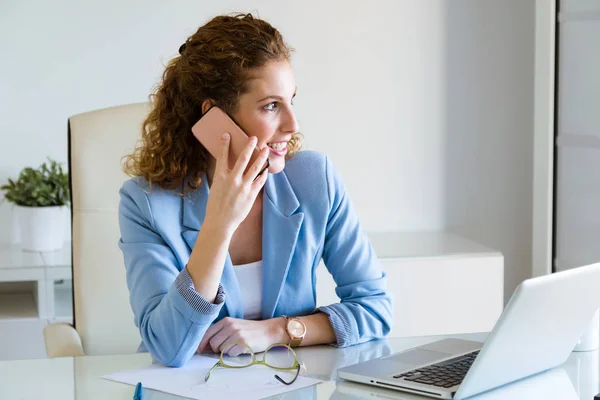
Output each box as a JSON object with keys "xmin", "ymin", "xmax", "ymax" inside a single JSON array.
[{"xmin": 133, "ymin": 382, "xmax": 143, "ymax": 400}]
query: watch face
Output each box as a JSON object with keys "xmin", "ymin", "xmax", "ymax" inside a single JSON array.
[{"xmin": 288, "ymin": 319, "xmax": 306, "ymax": 337}]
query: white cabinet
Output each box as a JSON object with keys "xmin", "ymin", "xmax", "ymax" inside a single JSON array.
[
  {"xmin": 316, "ymin": 231, "xmax": 504, "ymax": 337},
  {"xmin": 555, "ymin": 2, "xmax": 600, "ymax": 272},
  {"xmin": 0, "ymin": 242, "xmax": 72, "ymax": 323},
  {"xmin": 0, "ymin": 242, "xmax": 72, "ymax": 360}
]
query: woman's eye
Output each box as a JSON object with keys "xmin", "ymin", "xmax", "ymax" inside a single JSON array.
[{"xmin": 265, "ymin": 102, "xmax": 278, "ymax": 112}]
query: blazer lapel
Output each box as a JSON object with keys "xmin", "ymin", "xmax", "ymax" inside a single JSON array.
[
  {"xmin": 261, "ymin": 171, "xmax": 304, "ymax": 319},
  {"xmin": 181, "ymin": 175, "xmax": 208, "ymax": 250},
  {"xmin": 181, "ymin": 174, "xmax": 244, "ymax": 318}
]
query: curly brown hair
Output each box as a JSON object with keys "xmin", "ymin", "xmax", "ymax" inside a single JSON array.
[{"xmin": 123, "ymin": 13, "xmax": 302, "ymax": 192}]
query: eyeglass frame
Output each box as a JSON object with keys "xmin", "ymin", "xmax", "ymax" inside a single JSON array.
[{"xmin": 204, "ymin": 342, "xmax": 301, "ymax": 385}]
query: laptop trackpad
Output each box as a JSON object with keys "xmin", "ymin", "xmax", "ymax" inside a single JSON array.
[{"xmin": 384, "ymin": 348, "xmax": 448, "ymax": 366}]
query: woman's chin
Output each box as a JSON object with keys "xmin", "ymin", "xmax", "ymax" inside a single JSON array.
[{"xmin": 267, "ymin": 159, "xmax": 285, "ymax": 174}]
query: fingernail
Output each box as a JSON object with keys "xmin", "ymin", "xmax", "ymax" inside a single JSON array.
[
  {"xmin": 250, "ymin": 136, "xmax": 258, "ymax": 143},
  {"xmin": 222, "ymin": 133, "xmax": 230, "ymax": 140}
]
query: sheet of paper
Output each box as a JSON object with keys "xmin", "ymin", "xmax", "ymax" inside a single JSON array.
[{"xmin": 102, "ymin": 354, "xmax": 322, "ymax": 400}]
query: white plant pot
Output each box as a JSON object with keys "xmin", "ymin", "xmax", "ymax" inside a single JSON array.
[{"xmin": 15, "ymin": 205, "xmax": 66, "ymax": 252}]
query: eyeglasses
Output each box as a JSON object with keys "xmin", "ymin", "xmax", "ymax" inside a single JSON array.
[{"xmin": 205, "ymin": 342, "xmax": 300, "ymax": 385}]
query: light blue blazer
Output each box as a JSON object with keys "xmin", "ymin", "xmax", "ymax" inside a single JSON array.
[{"xmin": 118, "ymin": 150, "xmax": 393, "ymax": 367}]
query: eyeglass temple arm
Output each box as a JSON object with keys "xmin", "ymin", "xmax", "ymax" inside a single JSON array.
[
  {"xmin": 205, "ymin": 361, "xmax": 220, "ymax": 382},
  {"xmin": 274, "ymin": 364, "xmax": 300, "ymax": 386}
]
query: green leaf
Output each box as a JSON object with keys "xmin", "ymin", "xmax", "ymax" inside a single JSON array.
[{"xmin": 0, "ymin": 158, "xmax": 70, "ymax": 207}]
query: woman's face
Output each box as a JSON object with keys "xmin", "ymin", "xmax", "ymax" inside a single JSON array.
[{"xmin": 231, "ymin": 60, "xmax": 299, "ymax": 174}]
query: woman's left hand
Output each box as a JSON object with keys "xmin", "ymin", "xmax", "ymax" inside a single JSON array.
[{"xmin": 196, "ymin": 317, "xmax": 287, "ymax": 356}]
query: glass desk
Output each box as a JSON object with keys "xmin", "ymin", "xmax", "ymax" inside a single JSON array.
[{"xmin": 0, "ymin": 332, "xmax": 597, "ymax": 399}]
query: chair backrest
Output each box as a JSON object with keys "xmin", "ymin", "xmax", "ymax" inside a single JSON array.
[{"xmin": 68, "ymin": 102, "xmax": 150, "ymax": 355}]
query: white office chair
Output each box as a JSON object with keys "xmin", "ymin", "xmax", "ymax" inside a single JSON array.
[{"xmin": 43, "ymin": 103, "xmax": 150, "ymax": 357}]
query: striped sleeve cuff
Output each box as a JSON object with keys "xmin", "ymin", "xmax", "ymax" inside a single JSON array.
[
  {"xmin": 317, "ymin": 304, "xmax": 355, "ymax": 348},
  {"xmin": 174, "ymin": 267, "xmax": 225, "ymax": 314}
]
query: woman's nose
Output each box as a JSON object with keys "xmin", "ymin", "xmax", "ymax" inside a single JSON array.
[{"xmin": 283, "ymin": 108, "xmax": 299, "ymax": 134}]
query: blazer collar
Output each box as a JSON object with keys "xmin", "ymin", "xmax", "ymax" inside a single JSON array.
[
  {"xmin": 181, "ymin": 174, "xmax": 209, "ymax": 231},
  {"xmin": 181, "ymin": 171, "xmax": 300, "ymax": 231},
  {"xmin": 263, "ymin": 170, "xmax": 299, "ymax": 217},
  {"xmin": 181, "ymin": 171, "xmax": 303, "ymax": 319}
]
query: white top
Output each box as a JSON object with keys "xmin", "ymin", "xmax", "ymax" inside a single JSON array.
[{"xmin": 233, "ymin": 260, "xmax": 263, "ymax": 320}]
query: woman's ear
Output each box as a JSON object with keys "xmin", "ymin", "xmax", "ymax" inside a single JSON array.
[{"xmin": 201, "ymin": 99, "xmax": 215, "ymax": 114}]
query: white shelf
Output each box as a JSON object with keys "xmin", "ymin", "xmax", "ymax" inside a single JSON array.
[
  {"xmin": 0, "ymin": 241, "xmax": 72, "ymax": 322},
  {"xmin": 367, "ymin": 231, "xmax": 501, "ymax": 260},
  {"xmin": 0, "ymin": 243, "xmax": 45, "ymax": 269},
  {"xmin": 0, "ymin": 293, "xmax": 38, "ymax": 320},
  {"xmin": 40, "ymin": 242, "xmax": 71, "ymax": 268}
]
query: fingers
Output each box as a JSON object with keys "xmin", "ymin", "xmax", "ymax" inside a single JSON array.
[
  {"xmin": 244, "ymin": 147, "xmax": 270, "ymax": 182},
  {"xmin": 231, "ymin": 136, "xmax": 258, "ymax": 178},
  {"xmin": 197, "ymin": 320, "xmax": 225, "ymax": 353},
  {"xmin": 209, "ymin": 326, "xmax": 235, "ymax": 353},
  {"xmin": 215, "ymin": 133, "xmax": 230, "ymax": 174},
  {"xmin": 251, "ymin": 163, "xmax": 269, "ymax": 192}
]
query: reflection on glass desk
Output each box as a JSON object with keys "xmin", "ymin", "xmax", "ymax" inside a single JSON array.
[
  {"xmin": 0, "ymin": 333, "xmax": 598, "ymax": 399},
  {"xmin": 333, "ymin": 368, "xmax": 580, "ymax": 400}
]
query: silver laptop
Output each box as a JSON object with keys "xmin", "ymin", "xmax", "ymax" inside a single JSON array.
[{"xmin": 338, "ymin": 262, "xmax": 600, "ymax": 399}]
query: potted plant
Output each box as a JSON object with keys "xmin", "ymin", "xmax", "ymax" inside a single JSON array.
[{"xmin": 1, "ymin": 158, "xmax": 69, "ymax": 252}]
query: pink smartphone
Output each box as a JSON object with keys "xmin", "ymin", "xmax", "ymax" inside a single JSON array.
[{"xmin": 191, "ymin": 106, "xmax": 269, "ymax": 176}]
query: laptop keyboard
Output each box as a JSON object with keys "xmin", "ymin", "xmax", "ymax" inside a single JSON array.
[{"xmin": 393, "ymin": 350, "xmax": 480, "ymax": 389}]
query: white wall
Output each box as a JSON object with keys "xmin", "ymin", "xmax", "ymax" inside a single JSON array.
[
  {"xmin": 442, "ymin": 0, "xmax": 536, "ymax": 301},
  {"xmin": 0, "ymin": 0, "xmax": 448, "ymax": 242},
  {"xmin": 0, "ymin": 0, "xmax": 535, "ymax": 301}
]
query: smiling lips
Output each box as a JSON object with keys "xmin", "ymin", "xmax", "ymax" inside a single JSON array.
[{"xmin": 266, "ymin": 141, "xmax": 288, "ymax": 156}]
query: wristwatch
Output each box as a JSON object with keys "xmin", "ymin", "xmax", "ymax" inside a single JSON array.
[{"xmin": 282, "ymin": 315, "xmax": 306, "ymax": 347}]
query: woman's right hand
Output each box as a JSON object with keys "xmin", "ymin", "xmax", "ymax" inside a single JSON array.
[{"xmin": 203, "ymin": 133, "xmax": 269, "ymax": 236}]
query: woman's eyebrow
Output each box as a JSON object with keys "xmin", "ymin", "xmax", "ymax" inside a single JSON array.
[{"xmin": 257, "ymin": 89, "xmax": 297, "ymax": 103}]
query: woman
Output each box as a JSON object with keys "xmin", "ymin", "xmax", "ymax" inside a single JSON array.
[{"xmin": 119, "ymin": 13, "xmax": 392, "ymax": 368}]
